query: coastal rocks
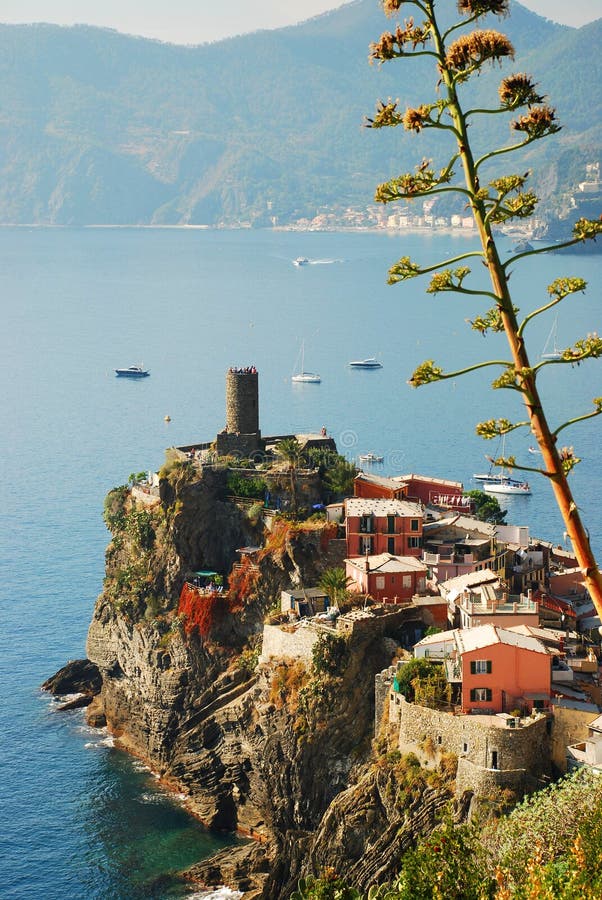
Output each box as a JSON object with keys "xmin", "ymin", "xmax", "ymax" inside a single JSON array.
[
  {"xmin": 293, "ymin": 772, "xmax": 454, "ymax": 895},
  {"xmin": 86, "ymin": 596, "xmax": 224, "ymax": 765},
  {"xmin": 185, "ymin": 841, "xmax": 271, "ymax": 898},
  {"xmin": 42, "ymin": 658, "xmax": 101, "ymax": 697},
  {"xmin": 62, "ymin": 464, "xmax": 445, "ymax": 897}
]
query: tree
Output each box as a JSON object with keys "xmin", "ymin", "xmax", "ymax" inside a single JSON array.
[
  {"xmin": 368, "ymin": 0, "xmax": 602, "ymax": 615},
  {"xmin": 464, "ymin": 489, "xmax": 506, "ymax": 524},
  {"xmin": 307, "ymin": 447, "xmax": 359, "ymax": 499},
  {"xmin": 395, "ymin": 657, "xmax": 444, "ymax": 702},
  {"xmin": 276, "ymin": 437, "xmax": 304, "ymax": 517},
  {"xmin": 319, "ymin": 566, "xmax": 352, "ymax": 607}
]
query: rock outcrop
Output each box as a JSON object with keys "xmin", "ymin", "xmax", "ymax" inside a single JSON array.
[{"xmin": 51, "ymin": 463, "xmax": 454, "ymax": 897}]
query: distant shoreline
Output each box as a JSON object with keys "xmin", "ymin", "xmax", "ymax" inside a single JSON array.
[{"xmin": 0, "ymin": 222, "xmax": 487, "ymax": 237}]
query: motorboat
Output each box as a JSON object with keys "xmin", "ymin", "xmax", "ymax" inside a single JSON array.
[
  {"xmin": 115, "ymin": 365, "xmax": 150, "ymax": 377},
  {"xmin": 293, "ymin": 257, "xmax": 309, "ymax": 266},
  {"xmin": 349, "ymin": 358, "xmax": 382, "ymax": 369},
  {"xmin": 292, "ymin": 341, "xmax": 320, "ymax": 383},
  {"xmin": 359, "ymin": 452, "xmax": 384, "ymax": 463},
  {"xmin": 483, "ymin": 477, "xmax": 531, "ymax": 495}
]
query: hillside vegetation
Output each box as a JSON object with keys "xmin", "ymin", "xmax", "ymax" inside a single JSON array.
[{"xmin": 0, "ymin": 1, "xmax": 600, "ymax": 226}]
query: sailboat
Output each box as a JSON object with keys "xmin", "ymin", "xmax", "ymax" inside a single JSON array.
[
  {"xmin": 474, "ymin": 435, "xmax": 532, "ymax": 495},
  {"xmin": 541, "ymin": 316, "xmax": 562, "ymax": 360},
  {"xmin": 292, "ymin": 341, "xmax": 321, "ymax": 383}
]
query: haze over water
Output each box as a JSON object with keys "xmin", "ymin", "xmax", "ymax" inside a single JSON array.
[{"xmin": 0, "ymin": 226, "xmax": 600, "ymax": 897}]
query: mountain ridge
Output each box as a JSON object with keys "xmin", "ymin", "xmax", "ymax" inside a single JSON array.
[{"xmin": 0, "ymin": 2, "xmax": 599, "ymax": 226}]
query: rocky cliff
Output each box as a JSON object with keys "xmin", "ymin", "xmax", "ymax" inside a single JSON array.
[{"xmin": 61, "ymin": 463, "xmax": 457, "ymax": 896}]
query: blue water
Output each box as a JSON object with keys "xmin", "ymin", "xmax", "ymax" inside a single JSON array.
[{"xmin": 0, "ymin": 226, "xmax": 600, "ymax": 898}]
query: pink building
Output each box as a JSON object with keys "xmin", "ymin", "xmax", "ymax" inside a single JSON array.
[
  {"xmin": 344, "ymin": 497, "xmax": 423, "ymax": 558},
  {"xmin": 345, "ymin": 553, "xmax": 427, "ymax": 603}
]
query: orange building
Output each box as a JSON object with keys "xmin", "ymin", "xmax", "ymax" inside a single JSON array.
[{"xmin": 455, "ymin": 625, "xmax": 551, "ymax": 714}]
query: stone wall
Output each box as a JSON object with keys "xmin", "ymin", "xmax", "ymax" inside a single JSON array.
[
  {"xmin": 336, "ymin": 605, "xmax": 409, "ymax": 638},
  {"xmin": 395, "ymin": 696, "xmax": 551, "ymax": 795},
  {"xmin": 375, "ymin": 666, "xmax": 397, "ymax": 735},
  {"xmin": 260, "ymin": 623, "xmax": 319, "ymax": 663},
  {"xmin": 549, "ymin": 703, "xmax": 596, "ymax": 774},
  {"xmin": 216, "ymin": 430, "xmax": 264, "ymax": 459}
]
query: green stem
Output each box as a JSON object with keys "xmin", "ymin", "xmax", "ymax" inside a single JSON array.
[
  {"xmin": 554, "ymin": 409, "xmax": 602, "ymax": 438},
  {"xmin": 504, "ymin": 235, "xmax": 589, "ymax": 270}
]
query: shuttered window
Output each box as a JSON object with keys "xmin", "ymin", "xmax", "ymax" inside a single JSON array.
[{"xmin": 470, "ymin": 660, "xmax": 492, "ymax": 674}]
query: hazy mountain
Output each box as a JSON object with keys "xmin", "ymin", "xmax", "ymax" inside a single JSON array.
[{"xmin": 0, "ymin": 1, "xmax": 600, "ymax": 226}]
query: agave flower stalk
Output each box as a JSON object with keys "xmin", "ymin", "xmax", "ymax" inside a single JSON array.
[{"xmin": 370, "ymin": 0, "xmax": 602, "ymax": 613}]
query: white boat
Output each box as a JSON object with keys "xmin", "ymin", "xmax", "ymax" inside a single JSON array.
[
  {"xmin": 293, "ymin": 257, "xmax": 309, "ymax": 266},
  {"xmin": 483, "ymin": 477, "xmax": 531, "ymax": 495},
  {"xmin": 474, "ymin": 434, "xmax": 530, "ymax": 494},
  {"xmin": 359, "ymin": 452, "xmax": 384, "ymax": 463},
  {"xmin": 528, "ymin": 446, "xmax": 542, "ymax": 455},
  {"xmin": 349, "ymin": 357, "xmax": 382, "ymax": 369},
  {"xmin": 292, "ymin": 341, "xmax": 321, "ymax": 383},
  {"xmin": 473, "ymin": 472, "xmax": 506, "ymax": 484},
  {"xmin": 115, "ymin": 365, "xmax": 150, "ymax": 378},
  {"xmin": 541, "ymin": 316, "xmax": 562, "ymax": 360}
]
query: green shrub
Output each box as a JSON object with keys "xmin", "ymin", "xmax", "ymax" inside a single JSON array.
[
  {"xmin": 312, "ymin": 633, "xmax": 347, "ymax": 675},
  {"xmin": 226, "ymin": 471, "xmax": 267, "ymax": 499}
]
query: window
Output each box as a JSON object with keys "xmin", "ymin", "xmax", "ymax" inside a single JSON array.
[
  {"xmin": 387, "ymin": 515, "xmax": 396, "ymax": 534},
  {"xmin": 470, "ymin": 660, "xmax": 492, "ymax": 674},
  {"xmin": 376, "ymin": 576, "xmax": 385, "ymax": 589},
  {"xmin": 360, "ymin": 515, "xmax": 374, "ymax": 534},
  {"xmin": 402, "ymin": 575, "xmax": 412, "ymax": 588},
  {"xmin": 470, "ymin": 688, "xmax": 492, "ymax": 702},
  {"xmin": 360, "ymin": 536, "xmax": 374, "ymax": 555},
  {"xmin": 491, "ymin": 751, "xmax": 499, "ymax": 769},
  {"xmin": 408, "ymin": 536, "xmax": 421, "ymax": 549},
  {"xmin": 463, "ymin": 742, "xmax": 469, "ymax": 753},
  {"xmin": 387, "ymin": 537, "xmax": 395, "ymax": 554},
  {"xmin": 411, "ymin": 519, "xmax": 419, "ymax": 532}
]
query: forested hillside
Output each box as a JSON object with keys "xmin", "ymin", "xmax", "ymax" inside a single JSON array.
[{"xmin": 0, "ymin": 0, "xmax": 600, "ymax": 226}]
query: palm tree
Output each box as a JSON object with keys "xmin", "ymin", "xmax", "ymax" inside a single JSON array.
[
  {"xmin": 276, "ymin": 438, "xmax": 303, "ymax": 517},
  {"xmin": 319, "ymin": 567, "xmax": 352, "ymax": 609}
]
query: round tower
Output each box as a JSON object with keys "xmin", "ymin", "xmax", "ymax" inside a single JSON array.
[{"xmin": 226, "ymin": 368, "xmax": 259, "ymax": 435}]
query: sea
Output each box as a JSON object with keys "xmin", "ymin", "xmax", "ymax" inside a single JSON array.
[{"xmin": 0, "ymin": 225, "xmax": 600, "ymax": 899}]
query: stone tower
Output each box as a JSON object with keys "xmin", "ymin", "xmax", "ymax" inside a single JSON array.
[
  {"xmin": 226, "ymin": 368, "xmax": 259, "ymax": 435},
  {"xmin": 216, "ymin": 367, "xmax": 264, "ymax": 458}
]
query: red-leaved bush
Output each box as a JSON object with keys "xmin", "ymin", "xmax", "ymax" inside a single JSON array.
[{"xmin": 178, "ymin": 583, "xmax": 227, "ymax": 638}]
